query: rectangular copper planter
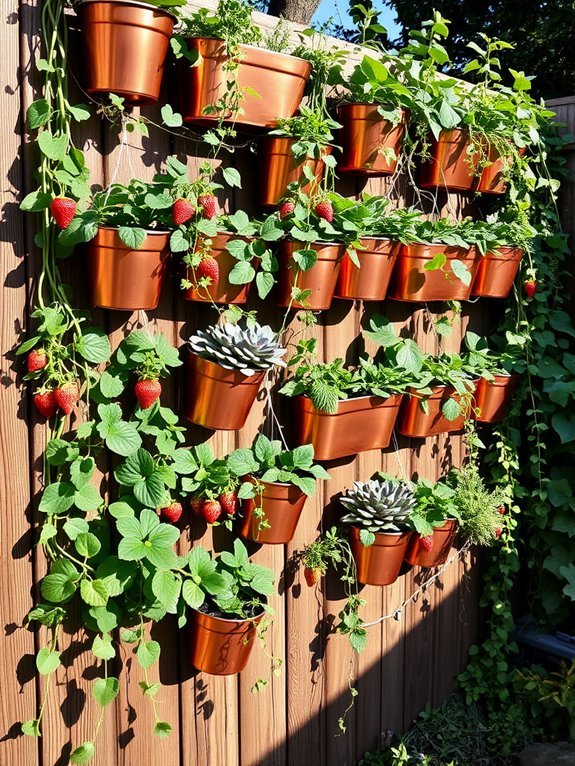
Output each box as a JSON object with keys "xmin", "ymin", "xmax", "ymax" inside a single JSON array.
[
  {"xmin": 387, "ymin": 243, "xmax": 480, "ymax": 302},
  {"xmin": 258, "ymin": 137, "xmax": 330, "ymax": 207},
  {"xmin": 349, "ymin": 526, "xmax": 412, "ymax": 586},
  {"xmin": 87, "ymin": 226, "xmax": 170, "ymax": 311},
  {"xmin": 277, "ymin": 241, "xmax": 345, "ymax": 310},
  {"xmin": 185, "ymin": 353, "xmax": 264, "ymax": 431},
  {"xmin": 471, "ymin": 246, "xmax": 523, "ymax": 298},
  {"xmin": 238, "ymin": 479, "xmax": 308, "ymax": 544},
  {"xmin": 180, "ymin": 38, "xmax": 311, "ymax": 128},
  {"xmin": 405, "ymin": 520, "xmax": 458, "ymax": 568},
  {"xmin": 474, "ymin": 374, "xmax": 520, "ymax": 423},
  {"xmin": 294, "ymin": 393, "xmax": 403, "ymax": 461},
  {"xmin": 335, "ymin": 238, "xmax": 401, "ymax": 301},
  {"xmin": 419, "ymin": 129, "xmax": 479, "ymax": 192},
  {"xmin": 337, "ymin": 104, "xmax": 406, "ymax": 176},
  {"xmin": 183, "ymin": 232, "xmax": 255, "ymax": 305},
  {"xmin": 189, "ymin": 608, "xmax": 262, "ymax": 675},
  {"xmin": 397, "ymin": 386, "xmax": 470, "ymax": 438}
]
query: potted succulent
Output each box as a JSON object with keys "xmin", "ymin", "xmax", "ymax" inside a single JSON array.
[
  {"xmin": 340, "ymin": 478, "xmax": 416, "ymax": 586},
  {"xmin": 227, "ymin": 435, "xmax": 330, "ymax": 544},
  {"xmin": 186, "ymin": 319, "xmax": 287, "ymax": 430},
  {"xmin": 404, "ymin": 477, "xmax": 460, "ymax": 568},
  {"xmin": 175, "ymin": 0, "xmax": 311, "ymax": 129},
  {"xmin": 470, "ymin": 217, "xmax": 533, "ymax": 298},
  {"xmin": 464, "ymin": 332, "xmax": 521, "ymax": 423}
]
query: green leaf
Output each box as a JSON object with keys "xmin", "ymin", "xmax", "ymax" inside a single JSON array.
[
  {"xmin": 441, "ymin": 397, "xmax": 461, "ymax": 421},
  {"xmin": 92, "ymin": 633, "xmax": 116, "ymax": 661},
  {"xmin": 182, "ymin": 579, "xmax": 205, "ymax": 610},
  {"xmin": 21, "ymin": 719, "xmax": 40, "ymax": 737},
  {"xmin": 118, "ymin": 226, "xmax": 147, "ymax": 249},
  {"xmin": 260, "ymin": 216, "xmax": 284, "ymax": 242},
  {"xmin": 93, "ymin": 677, "xmax": 119, "ymax": 707},
  {"xmin": 552, "ymin": 413, "xmax": 575, "ymax": 444},
  {"xmin": 97, "ymin": 403, "xmax": 142, "ymax": 456},
  {"xmin": 27, "ymin": 99, "xmax": 51, "ymax": 129},
  {"xmin": 20, "ymin": 190, "xmax": 52, "ymax": 212},
  {"xmin": 63, "ymin": 517, "xmax": 90, "ymax": 541},
  {"xmin": 96, "ymin": 557, "xmax": 137, "ymax": 596},
  {"xmin": 396, "ymin": 340, "xmax": 423, "ymax": 374},
  {"xmin": 80, "ymin": 578, "xmax": 109, "ymax": 607},
  {"xmin": 45, "ymin": 438, "xmax": 74, "ymax": 465},
  {"xmin": 227, "ymin": 448, "xmax": 259, "ymax": 477},
  {"xmin": 171, "ymin": 449, "xmax": 199, "ymax": 475},
  {"xmin": 290, "ymin": 474, "xmax": 316, "ymax": 497},
  {"xmin": 222, "ymin": 166, "xmax": 242, "ymax": 188},
  {"xmin": 75, "ymin": 532, "xmax": 102, "ymax": 559},
  {"xmin": 349, "ymin": 629, "xmax": 367, "ymax": 654},
  {"xmin": 70, "ymin": 457, "xmax": 96, "ymax": 489},
  {"xmin": 36, "ymin": 647, "xmax": 61, "ymax": 675},
  {"xmin": 423, "ymin": 252, "xmax": 447, "ymax": 272},
  {"xmin": 137, "ymin": 640, "xmax": 160, "ymax": 670},
  {"xmin": 76, "ymin": 328, "xmax": 111, "ymax": 364},
  {"xmin": 359, "ymin": 529, "xmax": 375, "ymax": 547},
  {"xmin": 256, "ymin": 270, "xmax": 275, "ymax": 299},
  {"xmin": 41, "ymin": 561, "xmax": 78, "ymax": 603},
  {"xmin": 161, "ymin": 103, "xmax": 183, "ymax": 127},
  {"xmin": 70, "ymin": 742, "xmax": 95, "ymax": 764},
  {"xmin": 68, "ymin": 103, "xmax": 91, "ymax": 122},
  {"xmin": 152, "ymin": 570, "xmax": 181, "ymax": 612},
  {"xmin": 228, "ymin": 260, "xmax": 256, "ymax": 285},
  {"xmin": 100, "ymin": 370, "xmax": 125, "ymax": 398},
  {"xmin": 154, "ymin": 721, "xmax": 172, "ymax": 738},
  {"xmin": 74, "ymin": 483, "xmax": 103, "ymax": 512},
  {"xmin": 39, "ymin": 482, "xmax": 76, "ymax": 515},
  {"xmin": 38, "ymin": 131, "xmax": 68, "ymax": 161},
  {"xmin": 108, "ymin": 499, "xmax": 138, "ymax": 519},
  {"xmin": 450, "ymin": 258, "xmax": 471, "ymax": 286}
]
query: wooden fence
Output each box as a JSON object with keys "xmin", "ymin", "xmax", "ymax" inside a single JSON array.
[{"xmin": 0, "ymin": 3, "xmax": 496, "ymax": 765}]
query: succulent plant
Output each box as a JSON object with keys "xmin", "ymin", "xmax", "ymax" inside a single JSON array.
[
  {"xmin": 189, "ymin": 321, "xmax": 287, "ymax": 377},
  {"xmin": 340, "ymin": 478, "xmax": 416, "ymax": 533}
]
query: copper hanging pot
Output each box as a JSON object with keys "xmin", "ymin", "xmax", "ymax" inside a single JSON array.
[
  {"xmin": 337, "ymin": 104, "xmax": 406, "ymax": 175},
  {"xmin": 294, "ymin": 394, "xmax": 403, "ymax": 461},
  {"xmin": 87, "ymin": 226, "xmax": 170, "ymax": 311},
  {"xmin": 419, "ymin": 129, "xmax": 480, "ymax": 192},
  {"xmin": 238, "ymin": 479, "xmax": 308, "ymax": 544},
  {"xmin": 77, "ymin": 0, "xmax": 175, "ymax": 105},
  {"xmin": 277, "ymin": 240, "xmax": 345, "ymax": 310},
  {"xmin": 471, "ymin": 246, "xmax": 523, "ymax": 298},
  {"xmin": 349, "ymin": 526, "xmax": 412, "ymax": 586},
  {"xmin": 259, "ymin": 137, "xmax": 331, "ymax": 207},
  {"xmin": 475, "ymin": 144, "xmax": 524, "ymax": 195},
  {"xmin": 180, "ymin": 39, "xmax": 311, "ymax": 128},
  {"xmin": 405, "ymin": 520, "xmax": 458, "ymax": 568},
  {"xmin": 387, "ymin": 243, "xmax": 480, "ymax": 302},
  {"xmin": 185, "ymin": 353, "xmax": 265, "ymax": 431},
  {"xmin": 335, "ymin": 238, "xmax": 402, "ymax": 301},
  {"xmin": 474, "ymin": 374, "xmax": 520, "ymax": 423},
  {"xmin": 183, "ymin": 232, "xmax": 255, "ymax": 305},
  {"xmin": 189, "ymin": 608, "xmax": 263, "ymax": 675},
  {"xmin": 397, "ymin": 386, "xmax": 471, "ymax": 438}
]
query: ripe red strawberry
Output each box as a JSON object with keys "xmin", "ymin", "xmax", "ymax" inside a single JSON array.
[
  {"xmin": 54, "ymin": 382, "xmax": 78, "ymax": 415},
  {"xmin": 524, "ymin": 279, "xmax": 537, "ymax": 298},
  {"xmin": 201, "ymin": 499, "xmax": 222, "ymax": 524},
  {"xmin": 172, "ymin": 198, "xmax": 195, "ymax": 225},
  {"xmin": 219, "ymin": 491, "xmax": 238, "ymax": 516},
  {"xmin": 304, "ymin": 566, "xmax": 322, "ymax": 587},
  {"xmin": 198, "ymin": 194, "xmax": 217, "ymax": 220},
  {"xmin": 420, "ymin": 535, "xmax": 434, "ymax": 552},
  {"xmin": 497, "ymin": 506, "xmax": 506, "ymax": 515},
  {"xmin": 495, "ymin": 526, "xmax": 503, "ymax": 539},
  {"xmin": 27, "ymin": 348, "xmax": 48, "ymax": 373},
  {"xmin": 279, "ymin": 201, "xmax": 295, "ymax": 220},
  {"xmin": 160, "ymin": 501, "xmax": 183, "ymax": 524},
  {"xmin": 49, "ymin": 197, "xmax": 76, "ymax": 229},
  {"xmin": 190, "ymin": 496, "xmax": 203, "ymax": 515},
  {"xmin": 135, "ymin": 378, "xmax": 161, "ymax": 409},
  {"xmin": 315, "ymin": 200, "xmax": 334, "ymax": 223},
  {"xmin": 33, "ymin": 389, "xmax": 57, "ymax": 418},
  {"xmin": 196, "ymin": 256, "xmax": 219, "ymax": 284}
]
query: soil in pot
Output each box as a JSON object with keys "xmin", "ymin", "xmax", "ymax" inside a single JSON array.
[
  {"xmin": 349, "ymin": 526, "xmax": 412, "ymax": 586},
  {"xmin": 337, "ymin": 104, "xmax": 406, "ymax": 176},
  {"xmin": 258, "ymin": 137, "xmax": 330, "ymax": 207},
  {"xmin": 470, "ymin": 246, "xmax": 523, "ymax": 298},
  {"xmin": 335, "ymin": 238, "xmax": 401, "ymax": 301},
  {"xmin": 277, "ymin": 241, "xmax": 346, "ymax": 310},
  {"xmin": 183, "ymin": 233, "xmax": 255, "ymax": 304},
  {"xmin": 397, "ymin": 386, "xmax": 470, "ymax": 438},
  {"xmin": 405, "ymin": 520, "xmax": 458, "ymax": 568},
  {"xmin": 238, "ymin": 479, "xmax": 308, "ymax": 544},
  {"xmin": 474, "ymin": 374, "xmax": 520, "ymax": 423},
  {"xmin": 419, "ymin": 129, "xmax": 480, "ymax": 192}
]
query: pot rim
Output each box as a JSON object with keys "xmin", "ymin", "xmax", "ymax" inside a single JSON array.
[
  {"xmin": 77, "ymin": 0, "xmax": 177, "ymax": 17},
  {"xmin": 301, "ymin": 392, "xmax": 401, "ymax": 405},
  {"xmin": 188, "ymin": 351, "xmax": 267, "ymax": 380},
  {"xmin": 285, "ymin": 239, "xmax": 347, "ymax": 247},
  {"xmin": 350, "ymin": 525, "xmax": 410, "ymax": 537},
  {"xmin": 98, "ymin": 224, "xmax": 170, "ymax": 236},
  {"xmin": 186, "ymin": 37, "xmax": 312, "ymax": 65},
  {"xmin": 338, "ymin": 102, "xmax": 406, "ymax": 114},
  {"xmin": 191, "ymin": 605, "xmax": 264, "ymax": 625}
]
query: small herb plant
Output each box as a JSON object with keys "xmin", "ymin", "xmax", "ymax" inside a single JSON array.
[{"xmin": 446, "ymin": 464, "xmax": 506, "ymax": 545}]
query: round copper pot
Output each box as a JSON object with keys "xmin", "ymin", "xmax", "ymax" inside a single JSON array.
[
  {"xmin": 238, "ymin": 479, "xmax": 308, "ymax": 544},
  {"xmin": 180, "ymin": 38, "xmax": 311, "ymax": 128},
  {"xmin": 77, "ymin": 0, "xmax": 174, "ymax": 105},
  {"xmin": 185, "ymin": 353, "xmax": 264, "ymax": 431},
  {"xmin": 294, "ymin": 393, "xmax": 403, "ymax": 461},
  {"xmin": 87, "ymin": 226, "xmax": 169, "ymax": 311},
  {"xmin": 337, "ymin": 104, "xmax": 406, "ymax": 176},
  {"xmin": 419, "ymin": 129, "xmax": 480, "ymax": 192},
  {"xmin": 397, "ymin": 386, "xmax": 470, "ymax": 438},
  {"xmin": 259, "ymin": 137, "xmax": 331, "ymax": 207},
  {"xmin": 277, "ymin": 240, "xmax": 345, "ymax": 310},
  {"xmin": 405, "ymin": 520, "xmax": 458, "ymax": 568},
  {"xmin": 335, "ymin": 237, "xmax": 402, "ymax": 301},
  {"xmin": 349, "ymin": 526, "xmax": 412, "ymax": 586},
  {"xmin": 189, "ymin": 608, "xmax": 263, "ymax": 675},
  {"xmin": 474, "ymin": 374, "xmax": 520, "ymax": 423},
  {"xmin": 183, "ymin": 232, "xmax": 255, "ymax": 305},
  {"xmin": 471, "ymin": 246, "xmax": 523, "ymax": 298}
]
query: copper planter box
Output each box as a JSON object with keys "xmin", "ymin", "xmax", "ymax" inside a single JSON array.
[
  {"xmin": 183, "ymin": 232, "xmax": 254, "ymax": 305},
  {"xmin": 474, "ymin": 374, "xmax": 520, "ymax": 423},
  {"xmin": 189, "ymin": 608, "xmax": 262, "ymax": 675},
  {"xmin": 277, "ymin": 241, "xmax": 345, "ymax": 310},
  {"xmin": 77, "ymin": 0, "xmax": 174, "ymax": 105},
  {"xmin": 294, "ymin": 394, "xmax": 403, "ymax": 461},
  {"xmin": 471, "ymin": 246, "xmax": 523, "ymax": 298},
  {"xmin": 238, "ymin": 479, "xmax": 307, "ymax": 544},
  {"xmin": 180, "ymin": 38, "xmax": 311, "ymax": 128},
  {"xmin": 419, "ymin": 129, "xmax": 479, "ymax": 192},
  {"xmin": 405, "ymin": 520, "xmax": 458, "ymax": 568},
  {"xmin": 388, "ymin": 243, "xmax": 480, "ymax": 302},
  {"xmin": 259, "ymin": 137, "xmax": 330, "ymax": 207},
  {"xmin": 475, "ymin": 146, "xmax": 510, "ymax": 194},
  {"xmin": 398, "ymin": 386, "xmax": 470, "ymax": 438},
  {"xmin": 338, "ymin": 104, "xmax": 406, "ymax": 175},
  {"xmin": 349, "ymin": 526, "xmax": 411, "ymax": 586},
  {"xmin": 335, "ymin": 238, "xmax": 401, "ymax": 301},
  {"xmin": 87, "ymin": 226, "xmax": 169, "ymax": 310},
  {"xmin": 185, "ymin": 353, "xmax": 264, "ymax": 431}
]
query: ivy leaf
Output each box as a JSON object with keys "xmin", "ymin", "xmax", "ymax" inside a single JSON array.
[
  {"xmin": 222, "ymin": 166, "xmax": 242, "ymax": 188},
  {"xmin": 93, "ymin": 677, "xmax": 119, "ymax": 707},
  {"xmin": 38, "ymin": 131, "xmax": 68, "ymax": 161},
  {"xmin": 161, "ymin": 103, "xmax": 183, "ymax": 127},
  {"xmin": 92, "ymin": 633, "xmax": 116, "ymax": 661},
  {"xmin": 76, "ymin": 328, "xmax": 111, "ymax": 364},
  {"xmin": 441, "ymin": 397, "xmax": 461, "ymax": 421},
  {"xmin": 70, "ymin": 742, "xmax": 95, "ymax": 764},
  {"xmin": 68, "ymin": 103, "xmax": 91, "ymax": 122},
  {"xmin": 118, "ymin": 226, "xmax": 147, "ymax": 250},
  {"xmin": 41, "ymin": 560, "xmax": 79, "ymax": 603},
  {"xmin": 80, "ymin": 578, "xmax": 109, "ymax": 607},
  {"xmin": 39, "ymin": 482, "xmax": 76, "ymax": 515},
  {"xmin": 154, "ymin": 721, "xmax": 172, "ymax": 738},
  {"xmin": 21, "ymin": 719, "xmax": 40, "ymax": 737},
  {"xmin": 137, "ymin": 640, "xmax": 160, "ymax": 669},
  {"xmin": 36, "ymin": 647, "xmax": 61, "ymax": 675},
  {"xmin": 256, "ymin": 271, "xmax": 275, "ymax": 299},
  {"xmin": 74, "ymin": 483, "xmax": 103, "ymax": 512},
  {"xmin": 63, "ymin": 517, "xmax": 90, "ymax": 541},
  {"xmin": 27, "ymin": 98, "xmax": 51, "ymax": 129},
  {"xmin": 450, "ymin": 259, "xmax": 471, "ymax": 286},
  {"xmin": 552, "ymin": 413, "xmax": 575, "ymax": 444},
  {"xmin": 228, "ymin": 260, "xmax": 255, "ymax": 284},
  {"xmin": 75, "ymin": 533, "xmax": 102, "ymax": 559}
]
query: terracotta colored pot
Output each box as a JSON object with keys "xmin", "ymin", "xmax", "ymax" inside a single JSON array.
[
  {"xmin": 189, "ymin": 607, "xmax": 263, "ymax": 675},
  {"xmin": 238, "ymin": 479, "xmax": 308, "ymax": 544},
  {"xmin": 349, "ymin": 526, "xmax": 411, "ymax": 586},
  {"xmin": 87, "ymin": 226, "xmax": 169, "ymax": 310},
  {"xmin": 294, "ymin": 394, "xmax": 403, "ymax": 461},
  {"xmin": 338, "ymin": 104, "xmax": 406, "ymax": 175},
  {"xmin": 475, "ymin": 145, "xmax": 510, "ymax": 194},
  {"xmin": 259, "ymin": 137, "xmax": 331, "ymax": 207},
  {"xmin": 180, "ymin": 38, "xmax": 311, "ymax": 128},
  {"xmin": 419, "ymin": 129, "xmax": 480, "ymax": 192},
  {"xmin": 183, "ymin": 232, "xmax": 255, "ymax": 305},
  {"xmin": 388, "ymin": 243, "xmax": 480, "ymax": 302},
  {"xmin": 471, "ymin": 246, "xmax": 523, "ymax": 298},
  {"xmin": 397, "ymin": 386, "xmax": 471, "ymax": 438},
  {"xmin": 335, "ymin": 238, "xmax": 402, "ymax": 301},
  {"xmin": 185, "ymin": 353, "xmax": 264, "ymax": 431},
  {"xmin": 277, "ymin": 241, "xmax": 345, "ymax": 310},
  {"xmin": 77, "ymin": 0, "xmax": 174, "ymax": 105},
  {"xmin": 405, "ymin": 520, "xmax": 458, "ymax": 568},
  {"xmin": 474, "ymin": 374, "xmax": 520, "ymax": 423}
]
